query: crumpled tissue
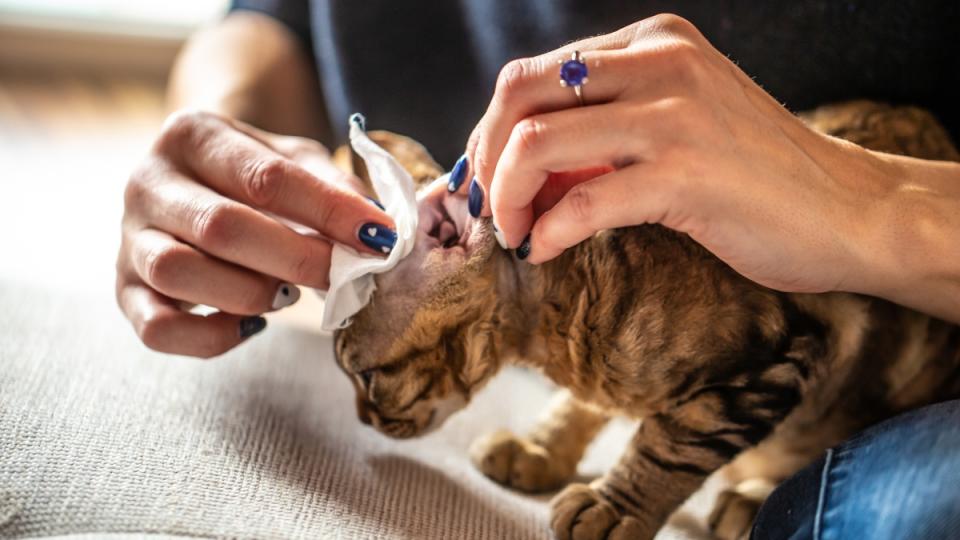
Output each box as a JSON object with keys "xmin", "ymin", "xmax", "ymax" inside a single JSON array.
[{"xmin": 318, "ymin": 114, "xmax": 443, "ymax": 331}]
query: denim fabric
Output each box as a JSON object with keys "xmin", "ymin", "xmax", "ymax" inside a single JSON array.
[{"xmin": 753, "ymin": 400, "xmax": 960, "ymax": 540}]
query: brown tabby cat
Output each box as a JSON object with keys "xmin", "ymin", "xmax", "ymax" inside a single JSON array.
[{"xmin": 332, "ymin": 101, "xmax": 960, "ymax": 540}]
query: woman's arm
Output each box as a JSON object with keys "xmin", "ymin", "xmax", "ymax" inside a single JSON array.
[
  {"xmin": 850, "ymin": 147, "xmax": 960, "ymax": 323},
  {"xmin": 461, "ymin": 14, "xmax": 960, "ymax": 324},
  {"xmin": 168, "ymin": 10, "xmax": 329, "ymax": 141}
]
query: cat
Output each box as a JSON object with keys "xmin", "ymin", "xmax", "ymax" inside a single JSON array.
[{"xmin": 332, "ymin": 101, "xmax": 960, "ymax": 540}]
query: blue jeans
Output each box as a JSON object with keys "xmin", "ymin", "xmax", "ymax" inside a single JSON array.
[{"xmin": 752, "ymin": 400, "xmax": 960, "ymax": 540}]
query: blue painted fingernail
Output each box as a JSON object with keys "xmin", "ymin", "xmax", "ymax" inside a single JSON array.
[
  {"xmin": 468, "ymin": 178, "xmax": 483, "ymax": 218},
  {"xmin": 515, "ymin": 234, "xmax": 531, "ymax": 260},
  {"xmin": 448, "ymin": 154, "xmax": 469, "ymax": 192},
  {"xmin": 366, "ymin": 196, "xmax": 385, "ymax": 211},
  {"xmin": 239, "ymin": 316, "xmax": 267, "ymax": 338},
  {"xmin": 358, "ymin": 222, "xmax": 397, "ymax": 254}
]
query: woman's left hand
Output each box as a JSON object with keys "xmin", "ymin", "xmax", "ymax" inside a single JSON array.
[{"xmin": 464, "ymin": 14, "xmax": 889, "ymax": 295}]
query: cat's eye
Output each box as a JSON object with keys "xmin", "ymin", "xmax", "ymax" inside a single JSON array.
[{"xmin": 359, "ymin": 370, "xmax": 374, "ymax": 386}]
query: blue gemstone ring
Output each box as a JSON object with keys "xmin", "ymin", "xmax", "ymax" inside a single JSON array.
[{"xmin": 559, "ymin": 50, "xmax": 589, "ymax": 105}]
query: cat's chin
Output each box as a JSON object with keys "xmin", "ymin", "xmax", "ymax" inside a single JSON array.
[
  {"xmin": 370, "ymin": 393, "xmax": 468, "ymax": 440},
  {"xmin": 420, "ymin": 392, "xmax": 468, "ymax": 436}
]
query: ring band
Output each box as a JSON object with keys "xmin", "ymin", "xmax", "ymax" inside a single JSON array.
[{"xmin": 559, "ymin": 50, "xmax": 589, "ymax": 106}]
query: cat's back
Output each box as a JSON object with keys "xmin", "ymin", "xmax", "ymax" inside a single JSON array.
[
  {"xmin": 531, "ymin": 223, "xmax": 790, "ymax": 413},
  {"xmin": 782, "ymin": 293, "xmax": 960, "ymax": 432},
  {"xmin": 726, "ymin": 291, "xmax": 960, "ymax": 483}
]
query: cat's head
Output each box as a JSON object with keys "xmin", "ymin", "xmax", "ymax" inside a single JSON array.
[{"xmin": 333, "ymin": 133, "xmax": 503, "ymax": 439}]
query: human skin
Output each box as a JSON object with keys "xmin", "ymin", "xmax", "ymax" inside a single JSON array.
[
  {"xmin": 464, "ymin": 14, "xmax": 960, "ymax": 324},
  {"xmin": 116, "ymin": 12, "xmax": 392, "ymax": 358}
]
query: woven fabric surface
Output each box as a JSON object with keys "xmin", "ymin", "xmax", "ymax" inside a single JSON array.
[{"xmin": 0, "ymin": 279, "xmax": 712, "ymax": 539}]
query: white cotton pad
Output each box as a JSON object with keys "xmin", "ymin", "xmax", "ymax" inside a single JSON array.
[{"xmin": 317, "ymin": 114, "xmax": 443, "ymax": 331}]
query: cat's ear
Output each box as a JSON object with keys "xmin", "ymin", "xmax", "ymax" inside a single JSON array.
[{"xmin": 332, "ymin": 130, "xmax": 445, "ymax": 192}]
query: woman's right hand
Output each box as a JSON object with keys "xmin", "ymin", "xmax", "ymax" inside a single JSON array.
[{"xmin": 117, "ymin": 110, "xmax": 396, "ymax": 358}]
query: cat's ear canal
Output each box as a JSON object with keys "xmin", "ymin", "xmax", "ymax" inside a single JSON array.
[{"xmin": 418, "ymin": 177, "xmax": 470, "ymax": 249}]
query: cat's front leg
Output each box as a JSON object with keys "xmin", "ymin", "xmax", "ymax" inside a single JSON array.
[
  {"xmin": 551, "ymin": 384, "xmax": 800, "ymax": 540},
  {"xmin": 470, "ymin": 389, "xmax": 609, "ymax": 493}
]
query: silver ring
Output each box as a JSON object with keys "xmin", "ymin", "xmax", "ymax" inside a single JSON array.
[{"xmin": 559, "ymin": 50, "xmax": 589, "ymax": 106}]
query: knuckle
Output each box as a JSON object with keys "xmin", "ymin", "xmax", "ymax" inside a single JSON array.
[
  {"xmin": 156, "ymin": 110, "xmax": 207, "ymax": 151},
  {"xmin": 288, "ymin": 242, "xmax": 330, "ymax": 288},
  {"xmin": 535, "ymin": 225, "xmax": 560, "ymax": 254},
  {"xmin": 192, "ymin": 203, "xmax": 241, "ymax": 250},
  {"xmin": 649, "ymin": 13, "xmax": 698, "ymax": 36},
  {"xmin": 472, "ymin": 142, "xmax": 495, "ymax": 182},
  {"xmin": 565, "ymin": 184, "xmax": 596, "ymax": 225},
  {"xmin": 123, "ymin": 169, "xmax": 149, "ymax": 210},
  {"xmin": 142, "ymin": 243, "xmax": 187, "ymax": 290},
  {"xmin": 237, "ymin": 287, "xmax": 269, "ymax": 315},
  {"xmin": 309, "ymin": 199, "xmax": 337, "ymax": 236},
  {"xmin": 137, "ymin": 309, "xmax": 175, "ymax": 352},
  {"xmin": 124, "ymin": 156, "xmax": 166, "ymax": 211},
  {"xmin": 289, "ymin": 249, "xmax": 322, "ymax": 287},
  {"xmin": 669, "ymin": 42, "xmax": 708, "ymax": 81},
  {"xmin": 285, "ymin": 136, "xmax": 329, "ymax": 158},
  {"xmin": 655, "ymin": 97, "xmax": 712, "ymax": 149},
  {"xmin": 657, "ymin": 96, "xmax": 699, "ymax": 126},
  {"xmin": 496, "ymin": 58, "xmax": 536, "ymax": 99},
  {"xmin": 666, "ymin": 38, "xmax": 699, "ymax": 61},
  {"xmin": 159, "ymin": 110, "xmax": 196, "ymax": 139},
  {"xmin": 513, "ymin": 118, "xmax": 545, "ymax": 157},
  {"xmin": 239, "ymin": 157, "xmax": 287, "ymax": 207}
]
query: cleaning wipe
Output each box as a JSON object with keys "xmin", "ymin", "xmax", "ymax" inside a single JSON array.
[{"xmin": 318, "ymin": 114, "xmax": 441, "ymax": 331}]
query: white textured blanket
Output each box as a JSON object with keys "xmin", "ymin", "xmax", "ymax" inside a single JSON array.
[{"xmin": 0, "ymin": 281, "xmax": 715, "ymax": 539}]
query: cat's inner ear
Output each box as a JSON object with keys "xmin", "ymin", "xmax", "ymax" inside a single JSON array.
[{"xmin": 418, "ymin": 179, "xmax": 472, "ymax": 250}]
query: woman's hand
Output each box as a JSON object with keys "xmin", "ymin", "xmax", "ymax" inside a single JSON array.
[
  {"xmin": 117, "ymin": 110, "xmax": 395, "ymax": 358},
  {"xmin": 466, "ymin": 14, "xmax": 897, "ymax": 296}
]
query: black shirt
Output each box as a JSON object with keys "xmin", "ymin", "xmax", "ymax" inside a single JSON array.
[{"xmin": 231, "ymin": 0, "xmax": 960, "ymax": 167}]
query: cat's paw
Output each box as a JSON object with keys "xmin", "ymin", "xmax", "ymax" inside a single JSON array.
[
  {"xmin": 550, "ymin": 483, "xmax": 647, "ymax": 540},
  {"xmin": 469, "ymin": 429, "xmax": 573, "ymax": 493},
  {"xmin": 707, "ymin": 478, "xmax": 776, "ymax": 540}
]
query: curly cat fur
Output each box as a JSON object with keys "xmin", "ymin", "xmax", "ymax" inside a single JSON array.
[{"xmin": 334, "ymin": 101, "xmax": 960, "ymax": 539}]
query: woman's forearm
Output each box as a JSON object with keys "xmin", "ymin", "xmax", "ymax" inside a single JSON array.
[
  {"xmin": 167, "ymin": 11, "xmax": 329, "ymax": 141},
  {"xmin": 848, "ymin": 145, "xmax": 960, "ymax": 323}
]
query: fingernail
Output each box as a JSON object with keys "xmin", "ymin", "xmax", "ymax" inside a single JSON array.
[
  {"xmin": 366, "ymin": 197, "xmax": 385, "ymax": 211},
  {"xmin": 448, "ymin": 154, "xmax": 469, "ymax": 192},
  {"xmin": 272, "ymin": 283, "xmax": 300, "ymax": 309},
  {"xmin": 468, "ymin": 177, "xmax": 483, "ymax": 218},
  {"xmin": 239, "ymin": 316, "xmax": 267, "ymax": 338},
  {"xmin": 492, "ymin": 220, "xmax": 508, "ymax": 250},
  {"xmin": 515, "ymin": 234, "xmax": 531, "ymax": 260},
  {"xmin": 358, "ymin": 222, "xmax": 397, "ymax": 254}
]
